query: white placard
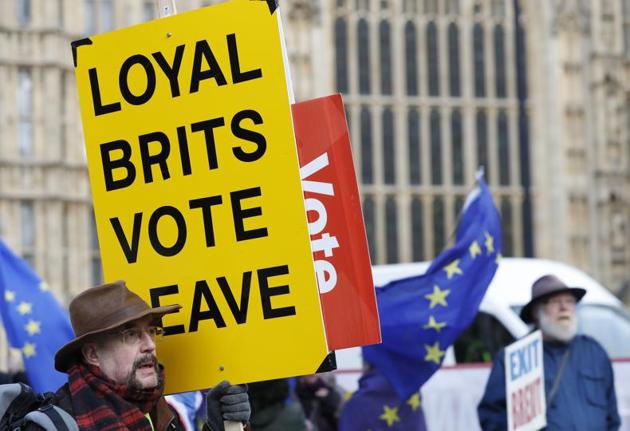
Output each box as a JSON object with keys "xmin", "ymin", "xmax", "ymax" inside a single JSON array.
[{"xmin": 505, "ymin": 330, "xmax": 546, "ymax": 431}]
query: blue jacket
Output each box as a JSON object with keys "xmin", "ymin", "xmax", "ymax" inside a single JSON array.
[{"xmin": 478, "ymin": 335, "xmax": 620, "ymax": 431}]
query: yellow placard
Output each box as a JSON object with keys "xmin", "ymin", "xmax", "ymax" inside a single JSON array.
[{"xmin": 72, "ymin": 0, "xmax": 328, "ymax": 393}]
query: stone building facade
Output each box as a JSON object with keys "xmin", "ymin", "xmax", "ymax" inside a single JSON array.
[{"xmin": 0, "ymin": 0, "xmax": 628, "ymax": 368}]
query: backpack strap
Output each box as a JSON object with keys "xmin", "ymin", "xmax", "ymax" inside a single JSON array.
[
  {"xmin": 23, "ymin": 405, "xmax": 78, "ymax": 431},
  {"xmin": 0, "ymin": 383, "xmax": 40, "ymax": 429}
]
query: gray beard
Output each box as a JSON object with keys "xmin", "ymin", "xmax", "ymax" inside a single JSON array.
[{"xmin": 536, "ymin": 309, "xmax": 578, "ymax": 343}]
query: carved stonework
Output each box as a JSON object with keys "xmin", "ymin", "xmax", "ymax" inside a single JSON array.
[
  {"xmin": 552, "ymin": 0, "xmax": 591, "ymax": 35},
  {"xmin": 286, "ymin": 0, "xmax": 321, "ymax": 22}
]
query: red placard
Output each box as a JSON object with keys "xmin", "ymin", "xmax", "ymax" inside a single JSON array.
[{"xmin": 293, "ymin": 94, "xmax": 381, "ymax": 350}]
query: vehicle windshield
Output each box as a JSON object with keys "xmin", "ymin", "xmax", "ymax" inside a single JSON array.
[
  {"xmin": 510, "ymin": 304, "xmax": 630, "ymax": 359},
  {"xmin": 577, "ymin": 305, "xmax": 630, "ymax": 358}
]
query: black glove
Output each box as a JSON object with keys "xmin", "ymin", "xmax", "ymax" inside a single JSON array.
[{"xmin": 206, "ymin": 380, "xmax": 250, "ymax": 431}]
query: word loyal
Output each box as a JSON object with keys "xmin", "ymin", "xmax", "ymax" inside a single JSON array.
[{"xmin": 88, "ymin": 33, "xmax": 262, "ymax": 116}]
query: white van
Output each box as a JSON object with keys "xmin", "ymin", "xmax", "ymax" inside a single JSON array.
[{"xmin": 333, "ymin": 258, "xmax": 630, "ymax": 430}]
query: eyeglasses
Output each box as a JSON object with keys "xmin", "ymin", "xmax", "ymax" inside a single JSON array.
[
  {"xmin": 543, "ymin": 297, "xmax": 577, "ymax": 308},
  {"xmin": 116, "ymin": 326, "xmax": 164, "ymax": 345}
]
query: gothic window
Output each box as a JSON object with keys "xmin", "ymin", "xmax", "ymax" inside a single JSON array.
[
  {"xmin": 476, "ymin": 110, "xmax": 489, "ymax": 181},
  {"xmin": 408, "ymin": 108, "xmax": 421, "ymax": 184},
  {"xmin": 358, "ymin": 19, "xmax": 371, "ymax": 94},
  {"xmin": 454, "ymin": 195, "xmax": 465, "ymax": 224},
  {"xmin": 405, "ymin": 21, "xmax": 418, "ymax": 95},
  {"xmin": 473, "ymin": 23, "xmax": 486, "ymax": 97},
  {"xmin": 143, "ymin": 1, "xmax": 154, "ymax": 20},
  {"xmin": 446, "ymin": 0, "xmax": 460, "ymax": 15},
  {"xmin": 356, "ymin": 0, "xmax": 370, "ymax": 11},
  {"xmin": 18, "ymin": 0, "xmax": 31, "ymax": 25},
  {"xmin": 411, "ymin": 198, "xmax": 425, "ymax": 260},
  {"xmin": 448, "ymin": 23, "xmax": 461, "ymax": 97},
  {"xmin": 386, "ymin": 197, "xmax": 399, "ymax": 263},
  {"xmin": 501, "ymin": 197, "xmax": 513, "ymax": 256},
  {"xmin": 430, "ymin": 109, "xmax": 442, "ymax": 184},
  {"xmin": 335, "ymin": 18, "xmax": 349, "ymax": 93},
  {"xmin": 403, "ymin": 0, "xmax": 417, "ymax": 13},
  {"xmin": 424, "ymin": 0, "xmax": 438, "ymax": 14},
  {"xmin": 85, "ymin": 0, "xmax": 113, "ymax": 34},
  {"xmin": 624, "ymin": 0, "xmax": 630, "ymax": 55},
  {"xmin": 494, "ymin": 24, "xmax": 507, "ymax": 98},
  {"xmin": 427, "ymin": 22, "xmax": 440, "ymax": 96},
  {"xmin": 473, "ymin": 1, "xmax": 483, "ymax": 16},
  {"xmin": 363, "ymin": 196, "xmax": 377, "ymax": 260},
  {"xmin": 452, "ymin": 109, "xmax": 464, "ymax": 185},
  {"xmin": 100, "ymin": 0, "xmax": 113, "ymax": 31},
  {"xmin": 58, "ymin": 0, "xmax": 64, "ymax": 26},
  {"xmin": 492, "ymin": 0, "xmax": 506, "ymax": 18},
  {"xmin": 379, "ymin": 20, "xmax": 392, "ymax": 95},
  {"xmin": 59, "ymin": 72, "xmax": 67, "ymax": 159},
  {"xmin": 18, "ymin": 68, "xmax": 33, "ymax": 158},
  {"xmin": 21, "ymin": 201, "xmax": 35, "ymax": 265},
  {"xmin": 361, "ymin": 107, "xmax": 374, "ymax": 183},
  {"xmin": 497, "ymin": 111, "xmax": 510, "ymax": 185},
  {"xmin": 432, "ymin": 196, "xmax": 445, "ymax": 255},
  {"xmin": 383, "ymin": 108, "xmax": 396, "ymax": 184},
  {"xmin": 345, "ymin": 106, "xmax": 351, "ymax": 138}
]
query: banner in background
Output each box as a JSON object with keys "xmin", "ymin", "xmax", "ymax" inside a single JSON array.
[{"xmin": 293, "ymin": 94, "xmax": 380, "ymax": 350}]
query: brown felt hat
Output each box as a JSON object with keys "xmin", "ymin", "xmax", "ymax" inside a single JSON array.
[
  {"xmin": 54, "ymin": 280, "xmax": 181, "ymax": 372},
  {"xmin": 519, "ymin": 274, "xmax": 586, "ymax": 324}
]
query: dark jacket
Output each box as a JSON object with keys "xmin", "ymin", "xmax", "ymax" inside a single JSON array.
[
  {"xmin": 478, "ymin": 335, "xmax": 621, "ymax": 431},
  {"xmin": 24, "ymin": 383, "xmax": 190, "ymax": 431}
]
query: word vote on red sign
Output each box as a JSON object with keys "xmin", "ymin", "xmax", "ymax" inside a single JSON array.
[{"xmin": 293, "ymin": 94, "xmax": 381, "ymax": 350}]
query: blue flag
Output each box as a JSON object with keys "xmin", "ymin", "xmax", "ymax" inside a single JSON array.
[
  {"xmin": 0, "ymin": 239, "xmax": 74, "ymax": 392},
  {"xmin": 339, "ymin": 367, "xmax": 427, "ymax": 431},
  {"xmin": 362, "ymin": 174, "xmax": 502, "ymax": 400}
]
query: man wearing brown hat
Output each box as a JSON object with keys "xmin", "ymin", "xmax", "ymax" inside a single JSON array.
[
  {"xmin": 478, "ymin": 274, "xmax": 620, "ymax": 430},
  {"xmin": 26, "ymin": 280, "xmax": 250, "ymax": 431}
]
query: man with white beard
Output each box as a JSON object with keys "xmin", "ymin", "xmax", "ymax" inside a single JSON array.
[{"xmin": 477, "ymin": 275, "xmax": 620, "ymax": 430}]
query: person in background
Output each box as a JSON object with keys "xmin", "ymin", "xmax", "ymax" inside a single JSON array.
[
  {"xmin": 478, "ymin": 274, "xmax": 620, "ymax": 430},
  {"xmin": 248, "ymin": 378, "xmax": 307, "ymax": 431},
  {"xmin": 296, "ymin": 373, "xmax": 343, "ymax": 431}
]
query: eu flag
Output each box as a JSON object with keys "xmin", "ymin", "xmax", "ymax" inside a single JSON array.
[
  {"xmin": 0, "ymin": 239, "xmax": 74, "ymax": 392},
  {"xmin": 339, "ymin": 367, "xmax": 427, "ymax": 431},
  {"xmin": 362, "ymin": 174, "xmax": 502, "ymax": 400}
]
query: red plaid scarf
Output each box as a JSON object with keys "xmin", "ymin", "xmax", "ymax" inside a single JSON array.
[{"xmin": 67, "ymin": 362, "xmax": 164, "ymax": 431}]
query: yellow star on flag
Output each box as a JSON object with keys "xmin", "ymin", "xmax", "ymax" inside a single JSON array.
[
  {"xmin": 379, "ymin": 405, "xmax": 400, "ymax": 427},
  {"xmin": 17, "ymin": 301, "xmax": 32, "ymax": 315},
  {"xmin": 343, "ymin": 391, "xmax": 353, "ymax": 401},
  {"xmin": 425, "ymin": 285, "xmax": 450, "ymax": 308},
  {"xmin": 469, "ymin": 241, "xmax": 482, "ymax": 258},
  {"xmin": 4, "ymin": 290, "xmax": 16, "ymax": 302},
  {"xmin": 22, "ymin": 343, "xmax": 36, "ymax": 358},
  {"xmin": 39, "ymin": 282, "xmax": 49, "ymax": 291},
  {"xmin": 443, "ymin": 259, "xmax": 463, "ymax": 279},
  {"xmin": 25, "ymin": 320, "xmax": 41, "ymax": 336},
  {"xmin": 485, "ymin": 231, "xmax": 495, "ymax": 254},
  {"xmin": 424, "ymin": 341, "xmax": 446, "ymax": 364},
  {"xmin": 423, "ymin": 315, "xmax": 447, "ymax": 332},
  {"xmin": 407, "ymin": 393, "xmax": 421, "ymax": 411}
]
